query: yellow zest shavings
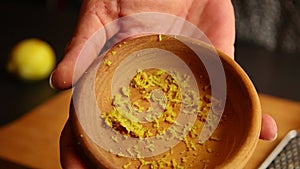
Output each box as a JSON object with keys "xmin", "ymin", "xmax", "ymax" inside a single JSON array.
[
  {"xmin": 181, "ymin": 157, "xmax": 187, "ymax": 163},
  {"xmin": 100, "ymin": 67, "xmax": 220, "ymax": 168},
  {"xmin": 101, "ymin": 107, "xmax": 147, "ymax": 137},
  {"xmin": 122, "ymin": 162, "xmax": 132, "ymax": 169},
  {"xmin": 138, "ymin": 157, "xmax": 186, "ymax": 169},
  {"xmin": 189, "ymin": 125, "xmax": 199, "ymax": 139},
  {"xmin": 111, "ymin": 50, "xmax": 117, "ymax": 55},
  {"xmin": 117, "ymin": 152, "xmax": 125, "ymax": 157},
  {"xmin": 137, "ymin": 149, "xmax": 178, "ymax": 169},
  {"xmin": 121, "ymin": 86, "xmax": 130, "ymax": 97},
  {"xmin": 133, "ymin": 100, "xmax": 145, "ymax": 113},
  {"xmin": 104, "ymin": 59, "xmax": 112, "ymax": 66},
  {"xmin": 102, "ymin": 69, "xmax": 184, "ymax": 138},
  {"xmin": 111, "ymin": 135, "xmax": 118, "ymax": 142},
  {"xmin": 197, "ymin": 94, "xmax": 212, "ymax": 122},
  {"xmin": 145, "ymin": 143, "xmax": 155, "ymax": 152},
  {"xmin": 130, "ymin": 69, "xmax": 181, "ymax": 124},
  {"xmin": 158, "ymin": 34, "xmax": 163, "ymax": 42},
  {"xmin": 183, "ymin": 137, "xmax": 196, "ymax": 151}
]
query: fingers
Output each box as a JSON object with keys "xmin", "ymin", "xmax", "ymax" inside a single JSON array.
[
  {"xmin": 205, "ymin": 0, "xmax": 235, "ymax": 58},
  {"xmin": 187, "ymin": 0, "xmax": 235, "ymax": 58},
  {"xmin": 50, "ymin": 0, "xmax": 120, "ymax": 90},
  {"xmin": 60, "ymin": 120, "xmax": 87, "ymax": 169},
  {"xmin": 260, "ymin": 114, "xmax": 278, "ymax": 141}
]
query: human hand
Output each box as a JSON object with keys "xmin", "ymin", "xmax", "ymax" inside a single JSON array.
[
  {"xmin": 50, "ymin": 0, "xmax": 236, "ymax": 90},
  {"xmin": 52, "ymin": 0, "xmax": 277, "ymax": 168}
]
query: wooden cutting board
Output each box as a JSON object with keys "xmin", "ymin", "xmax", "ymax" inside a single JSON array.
[{"xmin": 0, "ymin": 90, "xmax": 299, "ymax": 169}]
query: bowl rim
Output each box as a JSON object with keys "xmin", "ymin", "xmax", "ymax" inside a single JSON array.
[
  {"xmin": 70, "ymin": 34, "xmax": 262, "ymax": 169},
  {"xmin": 214, "ymin": 48, "xmax": 262, "ymax": 168}
]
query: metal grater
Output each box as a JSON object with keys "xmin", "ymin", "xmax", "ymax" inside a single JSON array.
[
  {"xmin": 268, "ymin": 135, "xmax": 300, "ymax": 169},
  {"xmin": 259, "ymin": 130, "xmax": 300, "ymax": 169}
]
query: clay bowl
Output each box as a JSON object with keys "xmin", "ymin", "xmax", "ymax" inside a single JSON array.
[{"xmin": 70, "ymin": 34, "xmax": 261, "ymax": 169}]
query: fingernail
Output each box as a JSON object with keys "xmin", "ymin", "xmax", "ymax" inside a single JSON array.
[
  {"xmin": 270, "ymin": 133, "xmax": 278, "ymax": 141},
  {"xmin": 49, "ymin": 70, "xmax": 56, "ymax": 90},
  {"xmin": 265, "ymin": 133, "xmax": 278, "ymax": 142}
]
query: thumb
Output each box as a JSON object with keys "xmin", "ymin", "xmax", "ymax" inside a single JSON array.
[{"xmin": 50, "ymin": 0, "xmax": 120, "ymax": 90}]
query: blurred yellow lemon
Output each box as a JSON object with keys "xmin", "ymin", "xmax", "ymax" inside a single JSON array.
[{"xmin": 7, "ymin": 38, "xmax": 56, "ymax": 81}]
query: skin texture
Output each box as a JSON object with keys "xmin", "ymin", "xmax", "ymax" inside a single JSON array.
[{"xmin": 50, "ymin": 0, "xmax": 278, "ymax": 168}]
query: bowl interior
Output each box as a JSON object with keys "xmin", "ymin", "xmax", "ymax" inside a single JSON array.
[{"xmin": 71, "ymin": 35, "xmax": 261, "ymax": 169}]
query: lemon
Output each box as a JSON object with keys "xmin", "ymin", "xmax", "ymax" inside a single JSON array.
[{"xmin": 7, "ymin": 38, "xmax": 56, "ymax": 81}]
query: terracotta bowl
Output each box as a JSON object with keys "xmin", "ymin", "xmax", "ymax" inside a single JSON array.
[{"xmin": 70, "ymin": 35, "xmax": 261, "ymax": 169}]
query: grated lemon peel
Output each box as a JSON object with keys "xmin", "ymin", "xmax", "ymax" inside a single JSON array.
[
  {"xmin": 99, "ymin": 67, "xmax": 222, "ymax": 168},
  {"xmin": 104, "ymin": 59, "xmax": 112, "ymax": 66}
]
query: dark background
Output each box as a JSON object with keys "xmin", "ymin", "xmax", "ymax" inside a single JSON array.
[
  {"xmin": 0, "ymin": 0, "xmax": 79, "ymax": 126},
  {"xmin": 0, "ymin": 0, "xmax": 299, "ymax": 127}
]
